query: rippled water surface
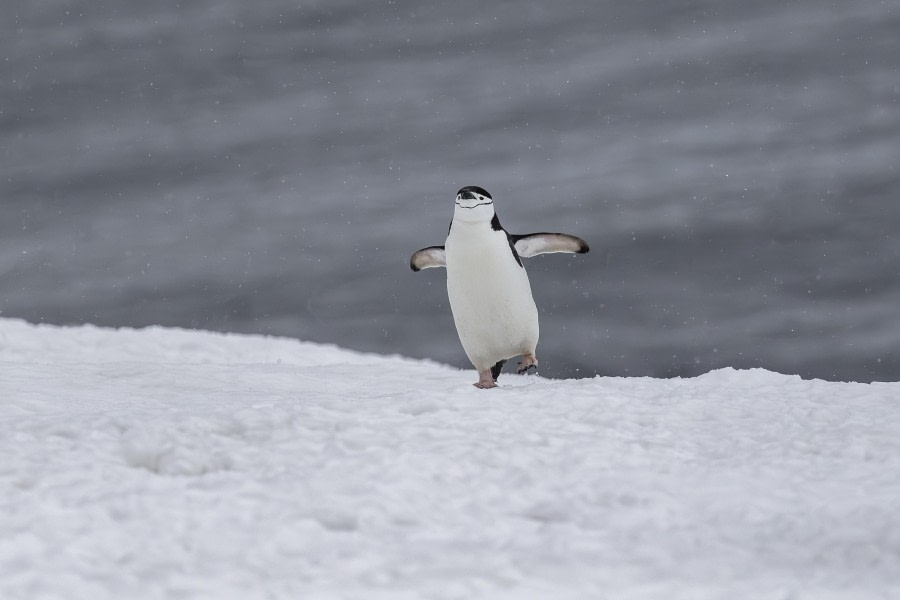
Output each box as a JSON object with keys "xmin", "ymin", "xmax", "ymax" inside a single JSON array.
[{"xmin": 3, "ymin": 0, "xmax": 899, "ymax": 380}]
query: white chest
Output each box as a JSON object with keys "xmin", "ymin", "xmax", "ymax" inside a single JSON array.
[{"xmin": 444, "ymin": 221, "xmax": 539, "ymax": 369}]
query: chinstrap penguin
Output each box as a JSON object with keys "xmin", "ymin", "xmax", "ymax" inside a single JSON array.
[{"xmin": 410, "ymin": 186, "xmax": 589, "ymax": 388}]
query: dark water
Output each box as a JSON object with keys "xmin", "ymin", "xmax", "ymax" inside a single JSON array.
[{"xmin": 3, "ymin": 0, "xmax": 899, "ymax": 381}]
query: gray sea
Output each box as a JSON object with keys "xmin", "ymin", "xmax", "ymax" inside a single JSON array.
[{"xmin": 3, "ymin": 0, "xmax": 899, "ymax": 381}]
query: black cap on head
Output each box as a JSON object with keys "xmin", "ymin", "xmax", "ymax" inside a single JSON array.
[{"xmin": 457, "ymin": 186, "xmax": 492, "ymax": 200}]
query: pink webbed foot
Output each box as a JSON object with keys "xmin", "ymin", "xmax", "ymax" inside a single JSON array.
[
  {"xmin": 517, "ymin": 353, "xmax": 538, "ymax": 375},
  {"xmin": 474, "ymin": 369, "xmax": 498, "ymax": 389}
]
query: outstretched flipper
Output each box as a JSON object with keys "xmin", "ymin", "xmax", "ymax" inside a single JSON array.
[
  {"xmin": 410, "ymin": 246, "xmax": 446, "ymax": 271},
  {"xmin": 512, "ymin": 233, "xmax": 589, "ymax": 258}
]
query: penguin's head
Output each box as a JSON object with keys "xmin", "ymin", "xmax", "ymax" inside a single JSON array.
[{"xmin": 453, "ymin": 185, "xmax": 494, "ymax": 223}]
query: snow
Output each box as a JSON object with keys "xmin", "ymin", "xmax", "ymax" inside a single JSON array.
[{"xmin": 1, "ymin": 318, "xmax": 898, "ymax": 600}]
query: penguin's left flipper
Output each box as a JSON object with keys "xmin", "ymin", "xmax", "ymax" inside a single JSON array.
[
  {"xmin": 410, "ymin": 246, "xmax": 446, "ymax": 271},
  {"xmin": 512, "ymin": 233, "xmax": 590, "ymax": 258}
]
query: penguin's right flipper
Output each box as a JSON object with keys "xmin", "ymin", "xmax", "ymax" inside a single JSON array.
[
  {"xmin": 410, "ymin": 246, "xmax": 446, "ymax": 271},
  {"xmin": 512, "ymin": 233, "xmax": 589, "ymax": 258}
]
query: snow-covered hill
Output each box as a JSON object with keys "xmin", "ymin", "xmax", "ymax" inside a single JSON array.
[{"xmin": 1, "ymin": 318, "xmax": 898, "ymax": 599}]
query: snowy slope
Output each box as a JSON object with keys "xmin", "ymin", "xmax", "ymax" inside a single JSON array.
[{"xmin": 1, "ymin": 318, "xmax": 898, "ymax": 600}]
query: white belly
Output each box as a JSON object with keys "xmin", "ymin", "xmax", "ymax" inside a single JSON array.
[{"xmin": 445, "ymin": 225, "xmax": 539, "ymax": 371}]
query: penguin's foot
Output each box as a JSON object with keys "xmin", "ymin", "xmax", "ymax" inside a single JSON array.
[
  {"xmin": 474, "ymin": 369, "xmax": 498, "ymax": 389},
  {"xmin": 517, "ymin": 354, "xmax": 538, "ymax": 375}
]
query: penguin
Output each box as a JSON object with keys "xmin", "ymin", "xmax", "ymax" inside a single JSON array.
[{"xmin": 410, "ymin": 186, "xmax": 589, "ymax": 388}]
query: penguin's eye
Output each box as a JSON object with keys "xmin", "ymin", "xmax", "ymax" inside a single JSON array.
[{"xmin": 477, "ymin": 195, "xmax": 484, "ymax": 200}]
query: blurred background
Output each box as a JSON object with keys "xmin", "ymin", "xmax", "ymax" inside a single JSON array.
[{"xmin": 2, "ymin": 0, "xmax": 898, "ymax": 381}]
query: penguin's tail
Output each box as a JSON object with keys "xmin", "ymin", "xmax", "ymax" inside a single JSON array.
[{"xmin": 490, "ymin": 359, "xmax": 506, "ymax": 382}]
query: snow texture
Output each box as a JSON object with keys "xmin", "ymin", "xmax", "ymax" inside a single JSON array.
[{"xmin": 1, "ymin": 318, "xmax": 898, "ymax": 599}]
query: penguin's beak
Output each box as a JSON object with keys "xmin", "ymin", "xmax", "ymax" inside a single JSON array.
[{"xmin": 458, "ymin": 191, "xmax": 476, "ymax": 201}]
